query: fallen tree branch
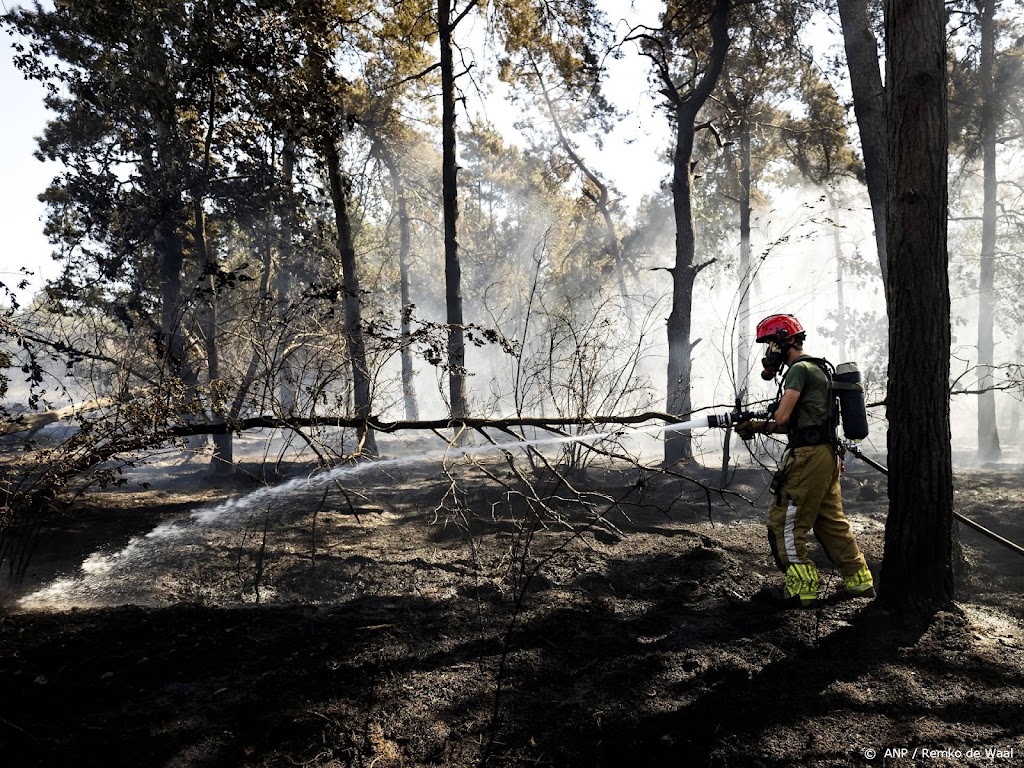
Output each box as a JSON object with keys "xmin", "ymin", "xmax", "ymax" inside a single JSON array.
[
  {"xmin": 2, "ymin": 409, "xmax": 693, "ymax": 439},
  {"xmin": 0, "ymin": 397, "xmax": 117, "ymax": 436},
  {"xmin": 162, "ymin": 411, "xmax": 691, "ymax": 437},
  {"xmin": 1, "ymin": 407, "xmax": 694, "ymax": 439}
]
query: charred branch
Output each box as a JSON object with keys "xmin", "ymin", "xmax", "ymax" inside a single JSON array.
[{"xmin": 157, "ymin": 411, "xmax": 693, "ymax": 438}]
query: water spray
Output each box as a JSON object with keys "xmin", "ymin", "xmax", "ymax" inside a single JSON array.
[
  {"xmin": 175, "ymin": 409, "xmax": 764, "ymax": 532},
  {"xmin": 18, "ymin": 407, "xmax": 760, "ymax": 610}
]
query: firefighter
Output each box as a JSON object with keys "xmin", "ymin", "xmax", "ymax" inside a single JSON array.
[{"xmin": 736, "ymin": 313, "xmax": 875, "ymax": 609}]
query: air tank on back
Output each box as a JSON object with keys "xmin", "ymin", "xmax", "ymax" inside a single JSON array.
[{"xmin": 834, "ymin": 362, "xmax": 869, "ymax": 440}]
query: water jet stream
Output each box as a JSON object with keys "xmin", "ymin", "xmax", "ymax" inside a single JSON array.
[
  {"xmin": 17, "ymin": 415, "xmax": 714, "ymax": 610},
  {"xmin": 179, "ymin": 414, "xmax": 715, "ymax": 532}
]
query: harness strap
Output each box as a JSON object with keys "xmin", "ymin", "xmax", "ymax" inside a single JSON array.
[{"xmin": 789, "ymin": 425, "xmax": 833, "ymax": 449}]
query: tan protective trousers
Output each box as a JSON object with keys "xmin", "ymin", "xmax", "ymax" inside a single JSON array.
[{"xmin": 766, "ymin": 444, "xmax": 868, "ymax": 579}]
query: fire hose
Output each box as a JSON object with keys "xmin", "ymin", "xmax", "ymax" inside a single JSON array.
[{"xmin": 842, "ymin": 442, "xmax": 1024, "ymax": 559}]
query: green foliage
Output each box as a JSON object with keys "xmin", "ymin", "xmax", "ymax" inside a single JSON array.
[
  {"xmin": 778, "ymin": 64, "xmax": 862, "ymax": 187},
  {"xmin": 947, "ymin": 0, "xmax": 1024, "ymax": 161}
]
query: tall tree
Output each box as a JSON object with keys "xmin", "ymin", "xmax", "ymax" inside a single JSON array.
[
  {"xmin": 437, "ymin": 0, "xmax": 474, "ymax": 424},
  {"xmin": 975, "ymin": 0, "xmax": 1001, "ymax": 461},
  {"xmin": 932, "ymin": 1, "xmax": 1023, "ymax": 461},
  {"xmin": 359, "ymin": 0, "xmax": 439, "ymax": 422},
  {"xmin": 303, "ymin": 4, "xmax": 378, "ymax": 456},
  {"xmin": 5, "ymin": 0, "xmax": 386, "ymax": 468},
  {"xmin": 368, "ymin": 130, "xmax": 422, "ymax": 421},
  {"xmin": 881, "ymin": 0, "xmax": 955, "ymax": 617},
  {"xmin": 633, "ymin": 0, "xmax": 731, "ymax": 465},
  {"xmin": 6, "ymin": 1, "xmax": 225, "ymax": 444}
]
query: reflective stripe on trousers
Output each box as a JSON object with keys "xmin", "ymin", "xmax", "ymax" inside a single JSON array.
[{"xmin": 766, "ymin": 444, "xmax": 868, "ymax": 579}]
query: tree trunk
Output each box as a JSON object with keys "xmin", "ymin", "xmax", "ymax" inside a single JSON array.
[
  {"xmin": 881, "ymin": 0, "xmax": 955, "ymax": 618},
  {"xmin": 324, "ymin": 139, "xmax": 378, "ymax": 457},
  {"xmin": 146, "ymin": 41, "xmax": 202, "ymax": 452},
  {"xmin": 837, "ymin": 0, "xmax": 890, "ymax": 296},
  {"xmin": 376, "ymin": 142, "xmax": 420, "ymax": 421},
  {"xmin": 721, "ymin": 117, "xmax": 753, "ymax": 469},
  {"xmin": 663, "ymin": 0, "xmax": 730, "ymax": 466},
  {"xmin": 665, "ymin": 115, "xmax": 700, "ymax": 465},
  {"xmin": 303, "ymin": 18, "xmax": 377, "ymax": 457},
  {"xmin": 228, "ymin": 235, "xmax": 276, "ymax": 436},
  {"xmin": 194, "ymin": 200, "xmax": 233, "ymax": 473},
  {"xmin": 194, "ymin": 70, "xmax": 233, "ymax": 474},
  {"xmin": 154, "ymin": 221, "xmax": 190, "ymax": 383},
  {"xmin": 149, "ymin": 115, "xmax": 191, "ymax": 389},
  {"xmin": 439, "ymin": 0, "xmax": 468, "ymax": 423},
  {"xmin": 276, "ymin": 136, "xmax": 300, "ymax": 416},
  {"xmin": 395, "ymin": 169, "xmax": 420, "ymax": 422},
  {"xmin": 977, "ymin": 0, "xmax": 1001, "ymax": 461},
  {"xmin": 737, "ymin": 119, "xmax": 753, "ymax": 402}
]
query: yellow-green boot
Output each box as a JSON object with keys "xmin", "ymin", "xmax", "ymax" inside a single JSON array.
[
  {"xmin": 757, "ymin": 563, "xmax": 819, "ymax": 609},
  {"xmin": 837, "ymin": 564, "xmax": 875, "ymax": 600}
]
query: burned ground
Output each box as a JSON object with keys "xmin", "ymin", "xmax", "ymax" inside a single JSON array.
[{"xmin": 0, "ymin": 445, "xmax": 1022, "ymax": 767}]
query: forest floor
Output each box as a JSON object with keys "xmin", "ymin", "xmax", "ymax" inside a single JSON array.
[{"xmin": 0, "ymin": 435, "xmax": 1023, "ymax": 767}]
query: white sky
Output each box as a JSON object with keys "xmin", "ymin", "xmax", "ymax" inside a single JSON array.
[{"xmin": 1, "ymin": 33, "xmax": 56, "ymax": 305}]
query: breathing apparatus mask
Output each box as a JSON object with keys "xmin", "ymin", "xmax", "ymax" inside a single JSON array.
[{"xmin": 760, "ymin": 338, "xmax": 788, "ymax": 381}]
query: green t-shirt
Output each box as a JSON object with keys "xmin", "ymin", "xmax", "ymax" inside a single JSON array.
[{"xmin": 783, "ymin": 358, "xmax": 830, "ymax": 431}]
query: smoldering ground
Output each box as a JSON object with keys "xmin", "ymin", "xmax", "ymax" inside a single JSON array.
[{"xmin": 1, "ymin": 427, "xmax": 1023, "ymax": 767}]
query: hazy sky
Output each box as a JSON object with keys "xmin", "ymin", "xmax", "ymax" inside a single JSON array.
[{"xmin": 2, "ymin": 32, "xmax": 55, "ymax": 305}]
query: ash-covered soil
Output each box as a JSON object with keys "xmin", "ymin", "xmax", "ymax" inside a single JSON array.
[{"xmin": 1, "ymin": 444, "xmax": 1023, "ymax": 767}]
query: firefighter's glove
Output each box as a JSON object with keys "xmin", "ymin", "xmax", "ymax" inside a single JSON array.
[{"xmin": 735, "ymin": 419, "xmax": 767, "ymax": 441}]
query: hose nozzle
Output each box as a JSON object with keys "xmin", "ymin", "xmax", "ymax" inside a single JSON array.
[{"xmin": 707, "ymin": 411, "xmax": 765, "ymax": 429}]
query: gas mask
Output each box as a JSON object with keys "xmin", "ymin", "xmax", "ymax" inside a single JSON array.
[{"xmin": 760, "ymin": 343, "xmax": 787, "ymax": 380}]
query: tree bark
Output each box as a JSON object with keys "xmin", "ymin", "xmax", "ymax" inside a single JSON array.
[
  {"xmin": 194, "ymin": 199, "xmax": 233, "ymax": 473},
  {"xmin": 145, "ymin": 35, "xmax": 191, "ymax": 386},
  {"xmin": 881, "ymin": 0, "xmax": 955, "ymax": 618},
  {"xmin": 146, "ymin": 36, "xmax": 202, "ymax": 454},
  {"xmin": 837, "ymin": 0, "xmax": 890, "ymax": 296},
  {"xmin": 977, "ymin": 0, "xmax": 1001, "ymax": 461},
  {"xmin": 194, "ymin": 66, "xmax": 233, "ymax": 474},
  {"xmin": 275, "ymin": 136, "xmax": 300, "ymax": 416},
  {"xmin": 304, "ymin": 18, "xmax": 378, "ymax": 457}
]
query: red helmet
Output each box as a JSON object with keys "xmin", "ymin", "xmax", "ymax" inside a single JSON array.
[{"xmin": 755, "ymin": 314, "xmax": 805, "ymax": 344}]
